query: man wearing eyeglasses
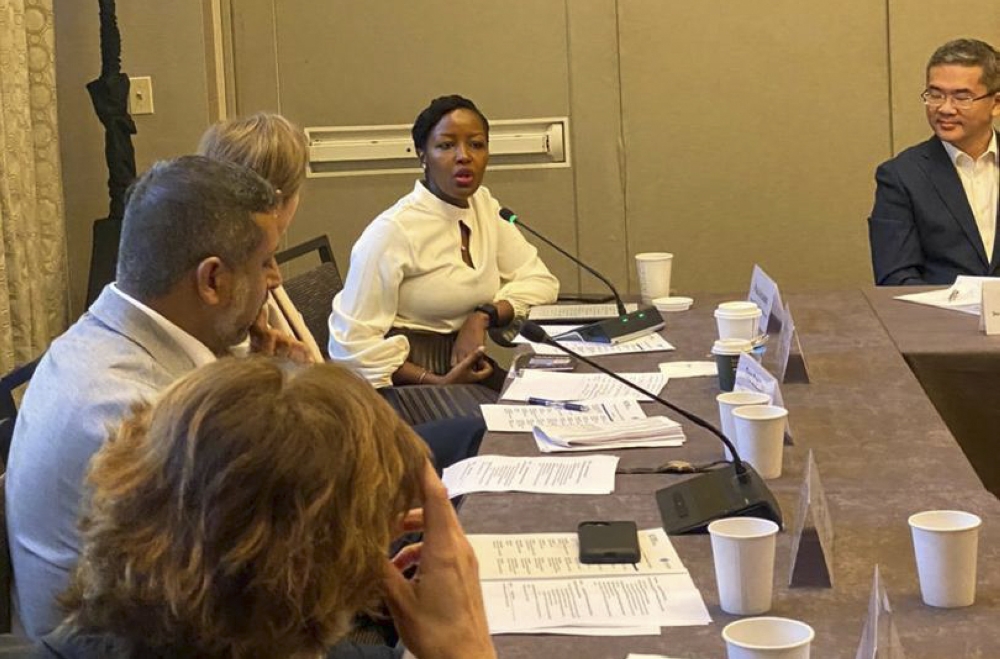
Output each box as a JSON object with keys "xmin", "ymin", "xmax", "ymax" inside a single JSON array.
[{"xmin": 869, "ymin": 38, "xmax": 1000, "ymax": 285}]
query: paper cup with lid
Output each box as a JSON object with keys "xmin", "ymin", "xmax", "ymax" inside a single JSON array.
[{"xmin": 715, "ymin": 301, "xmax": 763, "ymax": 341}]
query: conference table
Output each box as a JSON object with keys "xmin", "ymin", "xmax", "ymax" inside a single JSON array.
[
  {"xmin": 459, "ymin": 290, "xmax": 1000, "ymax": 658},
  {"xmin": 864, "ymin": 286, "xmax": 1000, "ymax": 499}
]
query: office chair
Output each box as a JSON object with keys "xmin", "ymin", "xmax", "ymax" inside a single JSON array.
[
  {"xmin": 275, "ymin": 235, "xmax": 343, "ymax": 360},
  {"xmin": 0, "ymin": 357, "xmax": 41, "ymax": 469}
]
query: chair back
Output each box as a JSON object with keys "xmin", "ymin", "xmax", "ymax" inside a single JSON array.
[
  {"xmin": 0, "ymin": 473, "xmax": 11, "ymax": 633},
  {"xmin": 276, "ymin": 236, "xmax": 344, "ymax": 360},
  {"xmin": 380, "ymin": 384, "xmax": 498, "ymax": 427},
  {"xmin": 0, "ymin": 358, "xmax": 40, "ymax": 469}
]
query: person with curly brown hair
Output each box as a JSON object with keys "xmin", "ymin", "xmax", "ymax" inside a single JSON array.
[{"xmin": 38, "ymin": 358, "xmax": 495, "ymax": 659}]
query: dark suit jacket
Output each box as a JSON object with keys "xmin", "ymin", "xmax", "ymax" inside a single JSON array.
[{"xmin": 868, "ymin": 133, "xmax": 1000, "ymax": 285}]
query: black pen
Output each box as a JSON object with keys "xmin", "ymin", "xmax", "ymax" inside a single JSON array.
[{"xmin": 528, "ymin": 397, "xmax": 589, "ymax": 412}]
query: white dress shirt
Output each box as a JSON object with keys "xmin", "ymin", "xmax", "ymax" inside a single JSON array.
[
  {"xmin": 329, "ymin": 181, "xmax": 559, "ymax": 387},
  {"xmin": 943, "ymin": 132, "xmax": 999, "ymax": 261}
]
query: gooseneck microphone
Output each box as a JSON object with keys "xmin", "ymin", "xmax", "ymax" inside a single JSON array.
[
  {"xmin": 500, "ymin": 208, "xmax": 664, "ymax": 343},
  {"xmin": 500, "ymin": 207, "xmax": 627, "ymax": 316},
  {"xmin": 519, "ymin": 320, "xmax": 782, "ymax": 534}
]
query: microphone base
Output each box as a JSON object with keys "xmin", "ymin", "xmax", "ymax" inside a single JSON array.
[
  {"xmin": 655, "ymin": 463, "xmax": 783, "ymax": 534},
  {"xmin": 554, "ymin": 308, "xmax": 664, "ymax": 344}
]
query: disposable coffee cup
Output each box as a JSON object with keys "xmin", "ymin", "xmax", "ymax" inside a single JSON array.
[
  {"xmin": 722, "ymin": 617, "xmax": 814, "ymax": 659},
  {"xmin": 712, "ymin": 339, "xmax": 754, "ymax": 392},
  {"xmin": 715, "ymin": 301, "xmax": 763, "ymax": 341},
  {"xmin": 717, "ymin": 391, "xmax": 771, "ymax": 460},
  {"xmin": 908, "ymin": 510, "xmax": 981, "ymax": 608},
  {"xmin": 635, "ymin": 252, "xmax": 673, "ymax": 304},
  {"xmin": 732, "ymin": 405, "xmax": 788, "ymax": 479},
  {"xmin": 708, "ymin": 518, "xmax": 779, "ymax": 616}
]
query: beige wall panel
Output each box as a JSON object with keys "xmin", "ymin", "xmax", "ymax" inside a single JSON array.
[
  {"xmin": 887, "ymin": 2, "xmax": 1000, "ymax": 153},
  {"xmin": 263, "ymin": 1, "xmax": 581, "ymax": 292},
  {"xmin": 55, "ymin": 0, "xmax": 211, "ymax": 315},
  {"xmin": 565, "ymin": 0, "xmax": 629, "ymax": 295},
  {"xmin": 229, "ymin": 0, "xmax": 281, "ymax": 113},
  {"xmin": 618, "ymin": 1, "xmax": 888, "ymax": 293}
]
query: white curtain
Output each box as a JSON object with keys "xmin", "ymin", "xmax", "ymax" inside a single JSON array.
[{"xmin": 0, "ymin": 0, "xmax": 69, "ymax": 372}]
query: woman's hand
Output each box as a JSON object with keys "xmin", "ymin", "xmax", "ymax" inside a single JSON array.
[
  {"xmin": 382, "ymin": 462, "xmax": 496, "ymax": 659},
  {"xmin": 439, "ymin": 347, "xmax": 493, "ymax": 385},
  {"xmin": 451, "ymin": 311, "xmax": 490, "ymax": 366}
]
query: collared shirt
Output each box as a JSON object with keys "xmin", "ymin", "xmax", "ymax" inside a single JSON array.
[
  {"xmin": 110, "ymin": 283, "xmax": 217, "ymax": 367},
  {"xmin": 943, "ymin": 132, "xmax": 1000, "ymax": 261}
]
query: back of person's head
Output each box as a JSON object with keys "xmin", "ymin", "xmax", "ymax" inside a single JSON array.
[
  {"xmin": 411, "ymin": 94, "xmax": 490, "ymax": 152},
  {"xmin": 198, "ymin": 112, "xmax": 309, "ymax": 200},
  {"xmin": 927, "ymin": 38, "xmax": 1000, "ymax": 91},
  {"xmin": 59, "ymin": 358, "xmax": 429, "ymax": 658},
  {"xmin": 116, "ymin": 155, "xmax": 277, "ymax": 301}
]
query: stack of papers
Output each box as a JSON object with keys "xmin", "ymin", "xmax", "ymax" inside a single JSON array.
[
  {"xmin": 527, "ymin": 304, "xmax": 639, "ymax": 322},
  {"xmin": 470, "ymin": 528, "xmax": 712, "ymax": 635},
  {"xmin": 893, "ymin": 275, "xmax": 991, "ymax": 315},
  {"xmin": 481, "ymin": 400, "xmax": 647, "ymax": 433},
  {"xmin": 533, "ymin": 417, "xmax": 686, "ymax": 453},
  {"xmin": 441, "ymin": 454, "xmax": 619, "ymax": 497},
  {"xmin": 514, "ymin": 323, "xmax": 676, "ymax": 357},
  {"xmin": 502, "ymin": 370, "xmax": 668, "ymax": 403},
  {"xmin": 658, "ymin": 361, "xmax": 718, "ymax": 378}
]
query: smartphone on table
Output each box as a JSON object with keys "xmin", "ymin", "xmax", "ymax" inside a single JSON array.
[{"xmin": 578, "ymin": 520, "xmax": 641, "ymax": 564}]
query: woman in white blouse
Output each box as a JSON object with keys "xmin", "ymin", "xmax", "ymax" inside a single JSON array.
[{"xmin": 329, "ymin": 95, "xmax": 559, "ymax": 390}]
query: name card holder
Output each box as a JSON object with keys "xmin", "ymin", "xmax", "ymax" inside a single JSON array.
[
  {"xmin": 788, "ymin": 451, "xmax": 833, "ymax": 587},
  {"xmin": 981, "ymin": 280, "xmax": 1000, "ymax": 335},
  {"xmin": 774, "ymin": 302, "xmax": 811, "ymax": 384},
  {"xmin": 734, "ymin": 353, "xmax": 794, "ymax": 444},
  {"xmin": 855, "ymin": 565, "xmax": 907, "ymax": 659},
  {"xmin": 748, "ymin": 265, "xmax": 810, "ymax": 383},
  {"xmin": 748, "ymin": 264, "xmax": 780, "ymax": 333}
]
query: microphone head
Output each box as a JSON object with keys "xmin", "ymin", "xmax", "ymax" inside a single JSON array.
[
  {"xmin": 499, "ymin": 207, "xmax": 517, "ymax": 224},
  {"xmin": 519, "ymin": 320, "xmax": 550, "ymax": 344}
]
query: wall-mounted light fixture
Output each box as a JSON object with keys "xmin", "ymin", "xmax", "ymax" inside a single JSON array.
[{"xmin": 306, "ymin": 117, "xmax": 570, "ymax": 178}]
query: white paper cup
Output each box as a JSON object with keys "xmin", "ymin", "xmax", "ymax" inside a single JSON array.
[
  {"xmin": 732, "ymin": 405, "xmax": 788, "ymax": 479},
  {"xmin": 635, "ymin": 252, "xmax": 673, "ymax": 303},
  {"xmin": 908, "ymin": 510, "xmax": 981, "ymax": 608},
  {"xmin": 717, "ymin": 391, "xmax": 771, "ymax": 460},
  {"xmin": 723, "ymin": 617, "xmax": 814, "ymax": 659},
  {"xmin": 708, "ymin": 518, "xmax": 779, "ymax": 616},
  {"xmin": 715, "ymin": 301, "xmax": 763, "ymax": 341}
]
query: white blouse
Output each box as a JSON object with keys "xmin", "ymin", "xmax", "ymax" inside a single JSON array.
[{"xmin": 329, "ymin": 181, "xmax": 559, "ymax": 387}]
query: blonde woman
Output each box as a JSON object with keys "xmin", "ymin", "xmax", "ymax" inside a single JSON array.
[
  {"xmin": 40, "ymin": 358, "xmax": 495, "ymax": 659},
  {"xmin": 198, "ymin": 112, "xmax": 488, "ymax": 472},
  {"xmin": 199, "ymin": 112, "xmax": 324, "ymax": 363}
]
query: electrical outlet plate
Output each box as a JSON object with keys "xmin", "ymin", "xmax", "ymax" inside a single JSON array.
[{"xmin": 128, "ymin": 76, "xmax": 154, "ymax": 115}]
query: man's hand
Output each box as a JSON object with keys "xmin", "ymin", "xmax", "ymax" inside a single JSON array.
[
  {"xmin": 382, "ymin": 462, "xmax": 496, "ymax": 659},
  {"xmin": 248, "ymin": 308, "xmax": 314, "ymax": 364}
]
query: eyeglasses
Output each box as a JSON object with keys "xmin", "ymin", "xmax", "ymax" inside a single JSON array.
[{"xmin": 921, "ymin": 89, "xmax": 997, "ymax": 110}]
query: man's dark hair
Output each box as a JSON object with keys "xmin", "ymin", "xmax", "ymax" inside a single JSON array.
[
  {"xmin": 116, "ymin": 155, "xmax": 277, "ymax": 300},
  {"xmin": 927, "ymin": 38, "xmax": 1000, "ymax": 92},
  {"xmin": 411, "ymin": 95, "xmax": 490, "ymax": 153}
]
